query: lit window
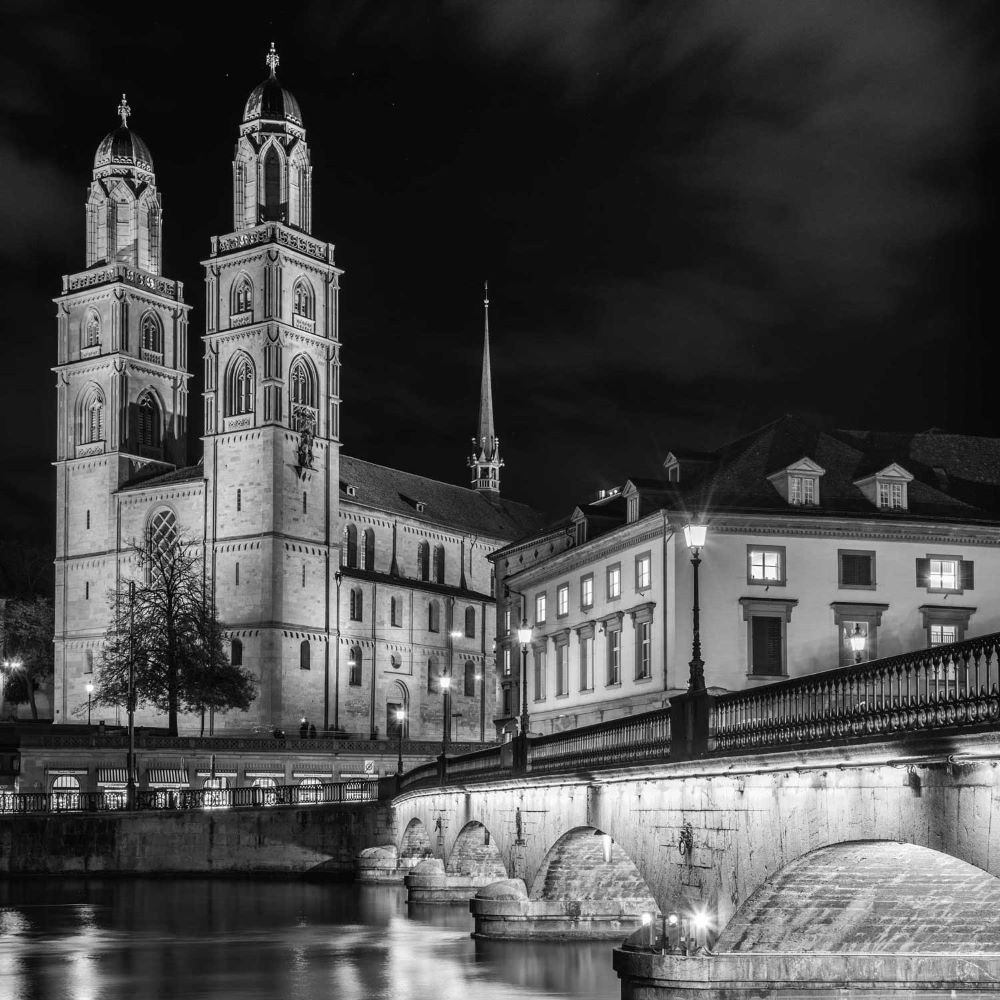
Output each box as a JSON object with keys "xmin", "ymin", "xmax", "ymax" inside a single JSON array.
[
  {"xmin": 503, "ymin": 608, "xmax": 511, "ymax": 635},
  {"xmin": 557, "ymin": 584, "xmax": 569, "ymax": 617},
  {"xmin": 581, "ymin": 575, "xmax": 594, "ymax": 609},
  {"xmin": 636, "ymin": 620, "xmax": 651, "ymax": 679},
  {"xmin": 748, "ymin": 547, "xmax": 784, "ymax": 585},
  {"xmin": 930, "ymin": 624, "xmax": 956, "ymax": 646},
  {"xmin": 635, "ymin": 553, "xmax": 651, "ymax": 591},
  {"xmin": 607, "ymin": 564, "xmax": 621, "ymax": 600},
  {"xmin": 878, "ymin": 481, "xmax": 906, "ymax": 510},
  {"xmin": 928, "ymin": 558, "xmax": 958, "ymax": 591},
  {"xmin": 607, "ymin": 629, "xmax": 621, "ymax": 685},
  {"xmin": 535, "ymin": 593, "xmax": 547, "ymax": 625},
  {"xmin": 348, "ymin": 647, "xmax": 362, "ymax": 686},
  {"xmin": 502, "ymin": 648, "xmax": 511, "ymax": 676}
]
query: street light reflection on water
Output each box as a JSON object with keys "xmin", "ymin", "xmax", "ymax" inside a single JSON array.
[{"xmin": 0, "ymin": 879, "xmax": 620, "ymax": 1000}]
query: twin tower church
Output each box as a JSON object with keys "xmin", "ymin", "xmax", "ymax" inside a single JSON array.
[{"xmin": 53, "ymin": 47, "xmax": 542, "ymax": 739}]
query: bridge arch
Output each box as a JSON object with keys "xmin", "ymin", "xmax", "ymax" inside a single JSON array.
[
  {"xmin": 716, "ymin": 840, "xmax": 1000, "ymax": 953},
  {"xmin": 398, "ymin": 817, "xmax": 433, "ymax": 866},
  {"xmin": 530, "ymin": 826, "xmax": 658, "ymax": 911},
  {"xmin": 446, "ymin": 821, "xmax": 508, "ymax": 880}
]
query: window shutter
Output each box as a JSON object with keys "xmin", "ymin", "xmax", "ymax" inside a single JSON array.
[
  {"xmin": 915, "ymin": 558, "xmax": 931, "ymax": 588},
  {"xmin": 842, "ymin": 554, "xmax": 872, "ymax": 587},
  {"xmin": 751, "ymin": 617, "xmax": 782, "ymax": 675},
  {"xmin": 960, "ymin": 559, "xmax": 975, "ymax": 591}
]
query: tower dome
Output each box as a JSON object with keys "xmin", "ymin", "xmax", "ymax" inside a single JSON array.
[
  {"xmin": 243, "ymin": 43, "xmax": 303, "ymax": 126},
  {"xmin": 93, "ymin": 95, "xmax": 154, "ymax": 173}
]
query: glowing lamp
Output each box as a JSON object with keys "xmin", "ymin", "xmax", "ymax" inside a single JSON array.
[
  {"xmin": 395, "ymin": 708, "xmax": 406, "ymax": 723},
  {"xmin": 683, "ymin": 523, "xmax": 707, "ymax": 551},
  {"xmin": 849, "ymin": 623, "xmax": 866, "ymax": 655},
  {"xmin": 439, "ymin": 676, "xmax": 451, "ymax": 691},
  {"xmin": 517, "ymin": 621, "xmax": 532, "ymax": 646}
]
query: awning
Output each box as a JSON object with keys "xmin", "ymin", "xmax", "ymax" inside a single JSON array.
[
  {"xmin": 195, "ymin": 769, "xmax": 237, "ymax": 778},
  {"xmin": 147, "ymin": 768, "xmax": 189, "ymax": 785},
  {"xmin": 97, "ymin": 768, "xmax": 129, "ymax": 784}
]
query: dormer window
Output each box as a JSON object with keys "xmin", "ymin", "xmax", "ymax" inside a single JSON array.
[
  {"xmin": 345, "ymin": 484, "xmax": 357, "ymax": 497},
  {"xmin": 854, "ymin": 463, "xmax": 913, "ymax": 513},
  {"xmin": 663, "ymin": 453, "xmax": 680, "ymax": 482},
  {"xmin": 416, "ymin": 501, "xmax": 426, "ymax": 513},
  {"xmin": 767, "ymin": 458, "xmax": 825, "ymax": 507}
]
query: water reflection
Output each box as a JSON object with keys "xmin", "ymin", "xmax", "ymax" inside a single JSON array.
[{"xmin": 0, "ymin": 879, "xmax": 620, "ymax": 1000}]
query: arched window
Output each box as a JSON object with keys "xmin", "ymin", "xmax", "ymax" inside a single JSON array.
[
  {"xmin": 232, "ymin": 275, "xmax": 253, "ymax": 315},
  {"xmin": 85, "ymin": 312, "xmax": 101, "ymax": 348},
  {"xmin": 136, "ymin": 390, "xmax": 160, "ymax": 448},
  {"xmin": 349, "ymin": 646, "xmax": 362, "ymax": 686},
  {"xmin": 350, "ymin": 587, "xmax": 363, "ymax": 621},
  {"xmin": 147, "ymin": 508, "xmax": 178, "ymax": 561},
  {"xmin": 361, "ymin": 528, "xmax": 375, "ymax": 571},
  {"xmin": 226, "ymin": 355, "xmax": 255, "ymax": 416},
  {"xmin": 344, "ymin": 524, "xmax": 358, "ymax": 568},
  {"xmin": 263, "ymin": 146, "xmax": 282, "ymax": 221},
  {"xmin": 426, "ymin": 658, "xmax": 437, "ymax": 693},
  {"xmin": 391, "ymin": 596, "xmax": 402, "ymax": 627},
  {"xmin": 465, "ymin": 607, "xmax": 476, "ymax": 638},
  {"xmin": 434, "ymin": 545, "xmax": 445, "ymax": 584},
  {"xmin": 417, "ymin": 541, "xmax": 430, "ymax": 582},
  {"xmin": 292, "ymin": 278, "xmax": 314, "ymax": 319},
  {"xmin": 51, "ymin": 775, "xmax": 81, "ymax": 811},
  {"xmin": 428, "ymin": 600, "xmax": 440, "ymax": 633},
  {"xmin": 289, "ymin": 357, "xmax": 316, "ymax": 431},
  {"xmin": 80, "ymin": 385, "xmax": 105, "ymax": 443},
  {"xmin": 464, "ymin": 661, "xmax": 476, "ymax": 697},
  {"xmin": 300, "ymin": 639, "xmax": 311, "ymax": 671},
  {"xmin": 231, "ymin": 638, "xmax": 243, "ymax": 667},
  {"xmin": 141, "ymin": 313, "xmax": 162, "ymax": 354}
]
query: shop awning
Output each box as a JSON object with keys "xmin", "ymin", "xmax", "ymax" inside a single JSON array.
[
  {"xmin": 147, "ymin": 769, "xmax": 189, "ymax": 785},
  {"xmin": 97, "ymin": 768, "xmax": 129, "ymax": 784}
]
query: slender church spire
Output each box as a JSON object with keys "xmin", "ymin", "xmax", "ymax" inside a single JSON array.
[{"xmin": 469, "ymin": 281, "xmax": 504, "ymax": 493}]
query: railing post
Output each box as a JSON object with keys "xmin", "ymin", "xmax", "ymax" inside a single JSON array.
[
  {"xmin": 437, "ymin": 752, "xmax": 447, "ymax": 785},
  {"xmin": 669, "ymin": 689, "xmax": 716, "ymax": 762}
]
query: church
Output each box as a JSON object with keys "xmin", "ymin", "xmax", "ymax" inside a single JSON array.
[{"xmin": 52, "ymin": 46, "xmax": 543, "ymax": 741}]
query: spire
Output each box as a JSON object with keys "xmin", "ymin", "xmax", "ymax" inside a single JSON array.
[
  {"xmin": 266, "ymin": 42, "xmax": 280, "ymax": 77},
  {"xmin": 117, "ymin": 93, "xmax": 131, "ymax": 127},
  {"xmin": 468, "ymin": 281, "xmax": 504, "ymax": 493}
]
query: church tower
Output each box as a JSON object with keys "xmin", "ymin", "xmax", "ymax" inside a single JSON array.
[
  {"xmin": 202, "ymin": 45, "xmax": 342, "ymax": 726},
  {"xmin": 468, "ymin": 282, "xmax": 503, "ymax": 493},
  {"xmin": 52, "ymin": 97, "xmax": 191, "ymax": 721}
]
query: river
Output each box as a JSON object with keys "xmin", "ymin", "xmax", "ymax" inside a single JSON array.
[{"xmin": 0, "ymin": 878, "xmax": 621, "ymax": 999}]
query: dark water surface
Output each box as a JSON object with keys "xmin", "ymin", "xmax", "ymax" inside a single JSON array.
[{"xmin": 0, "ymin": 879, "xmax": 620, "ymax": 1000}]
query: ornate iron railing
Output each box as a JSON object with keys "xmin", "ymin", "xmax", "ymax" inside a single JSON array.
[
  {"xmin": 713, "ymin": 632, "xmax": 1000, "ymax": 752},
  {"xmin": 528, "ymin": 708, "xmax": 671, "ymax": 774},
  {"xmin": 0, "ymin": 779, "xmax": 377, "ymax": 815}
]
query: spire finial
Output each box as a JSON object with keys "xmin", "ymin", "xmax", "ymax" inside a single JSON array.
[
  {"xmin": 266, "ymin": 42, "xmax": 280, "ymax": 76},
  {"xmin": 117, "ymin": 93, "xmax": 131, "ymax": 127}
]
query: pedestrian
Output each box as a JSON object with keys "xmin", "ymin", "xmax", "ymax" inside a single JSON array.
[
  {"xmin": 299, "ymin": 718, "xmax": 308, "ymax": 739},
  {"xmin": 309, "ymin": 723, "xmax": 317, "ymax": 739}
]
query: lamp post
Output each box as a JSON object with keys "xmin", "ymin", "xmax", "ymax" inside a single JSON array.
[
  {"xmin": 395, "ymin": 707, "xmax": 406, "ymax": 775},
  {"xmin": 86, "ymin": 682, "xmax": 94, "ymax": 726},
  {"xmin": 439, "ymin": 675, "xmax": 451, "ymax": 755},
  {"xmin": 683, "ymin": 523, "xmax": 707, "ymax": 692},
  {"xmin": 126, "ymin": 580, "xmax": 136, "ymax": 812},
  {"xmin": 517, "ymin": 619, "xmax": 532, "ymax": 735},
  {"xmin": 849, "ymin": 623, "xmax": 867, "ymax": 664}
]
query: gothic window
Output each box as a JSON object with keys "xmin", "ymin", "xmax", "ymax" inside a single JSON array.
[
  {"xmin": 80, "ymin": 385, "xmax": 105, "ymax": 443},
  {"xmin": 136, "ymin": 391, "xmax": 160, "ymax": 448},
  {"xmin": 231, "ymin": 638, "xmax": 243, "ymax": 667},
  {"xmin": 141, "ymin": 313, "xmax": 162, "ymax": 354},
  {"xmin": 289, "ymin": 357, "xmax": 316, "ymax": 430},
  {"xmin": 417, "ymin": 541, "xmax": 429, "ymax": 581},
  {"xmin": 361, "ymin": 529, "xmax": 375, "ymax": 571},
  {"xmin": 344, "ymin": 524, "xmax": 358, "ymax": 568},
  {"xmin": 226, "ymin": 355, "xmax": 255, "ymax": 416},
  {"xmin": 85, "ymin": 312, "xmax": 101, "ymax": 348},
  {"xmin": 300, "ymin": 640, "xmax": 311, "ymax": 671},
  {"xmin": 464, "ymin": 661, "xmax": 476, "ymax": 697},
  {"xmin": 263, "ymin": 145, "xmax": 282, "ymax": 221},
  {"xmin": 293, "ymin": 278, "xmax": 314, "ymax": 319},
  {"xmin": 349, "ymin": 647, "xmax": 362, "ymax": 687},
  {"xmin": 391, "ymin": 596, "xmax": 402, "ymax": 627},
  {"xmin": 428, "ymin": 600, "xmax": 440, "ymax": 633},
  {"xmin": 232, "ymin": 275, "xmax": 253, "ymax": 315},
  {"xmin": 433, "ymin": 545, "xmax": 445, "ymax": 584},
  {"xmin": 465, "ymin": 607, "xmax": 475, "ymax": 638}
]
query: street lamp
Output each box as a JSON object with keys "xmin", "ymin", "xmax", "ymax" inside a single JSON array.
[
  {"xmin": 517, "ymin": 619, "xmax": 532, "ymax": 735},
  {"xmin": 86, "ymin": 682, "xmax": 94, "ymax": 726},
  {"xmin": 439, "ymin": 675, "xmax": 451, "ymax": 755},
  {"xmin": 849, "ymin": 623, "xmax": 867, "ymax": 664},
  {"xmin": 395, "ymin": 707, "xmax": 406, "ymax": 775},
  {"xmin": 683, "ymin": 523, "xmax": 708, "ymax": 692}
]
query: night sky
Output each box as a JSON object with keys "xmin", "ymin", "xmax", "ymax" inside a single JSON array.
[{"xmin": 3, "ymin": 1, "xmax": 999, "ymax": 548}]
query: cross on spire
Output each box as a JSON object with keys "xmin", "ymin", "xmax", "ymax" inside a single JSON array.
[
  {"xmin": 266, "ymin": 42, "xmax": 280, "ymax": 76},
  {"xmin": 117, "ymin": 93, "xmax": 131, "ymax": 127}
]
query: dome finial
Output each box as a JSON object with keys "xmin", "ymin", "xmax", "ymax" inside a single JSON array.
[
  {"xmin": 266, "ymin": 42, "xmax": 280, "ymax": 77},
  {"xmin": 117, "ymin": 93, "xmax": 131, "ymax": 127}
]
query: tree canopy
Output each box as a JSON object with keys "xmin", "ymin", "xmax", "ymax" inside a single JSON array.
[{"xmin": 0, "ymin": 595, "xmax": 54, "ymax": 720}]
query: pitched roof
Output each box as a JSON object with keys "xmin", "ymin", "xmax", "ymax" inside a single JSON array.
[
  {"xmin": 117, "ymin": 464, "xmax": 205, "ymax": 493},
  {"xmin": 339, "ymin": 454, "xmax": 545, "ymax": 540}
]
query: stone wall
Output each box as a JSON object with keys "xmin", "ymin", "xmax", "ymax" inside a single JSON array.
[{"xmin": 0, "ymin": 800, "xmax": 393, "ymax": 877}]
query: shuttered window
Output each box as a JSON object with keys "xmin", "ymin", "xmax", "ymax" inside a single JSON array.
[
  {"xmin": 916, "ymin": 556, "xmax": 973, "ymax": 592},
  {"xmin": 840, "ymin": 552, "xmax": 874, "ymax": 588},
  {"xmin": 750, "ymin": 617, "xmax": 783, "ymax": 676}
]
